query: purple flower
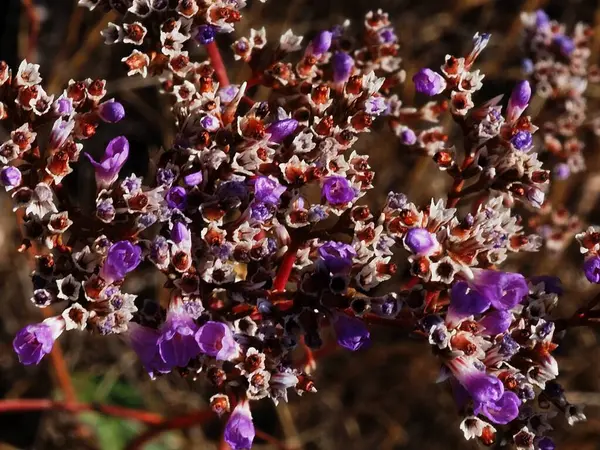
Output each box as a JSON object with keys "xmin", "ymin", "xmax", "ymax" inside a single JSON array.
[
  {"xmin": 469, "ymin": 269, "xmax": 529, "ymax": 311},
  {"xmin": 0, "ymin": 166, "xmax": 22, "ymax": 189},
  {"xmin": 196, "ymin": 24, "xmax": 216, "ymax": 45},
  {"xmin": 511, "ymin": 131, "xmax": 533, "ymax": 150},
  {"xmin": 128, "ymin": 323, "xmax": 171, "ymax": 378},
  {"xmin": 98, "ymin": 99, "xmax": 125, "ymax": 123},
  {"xmin": 200, "ymin": 114, "xmax": 220, "ymax": 132},
  {"xmin": 100, "ymin": 240, "xmax": 142, "ymax": 283},
  {"xmin": 166, "ymin": 186, "xmax": 187, "ymax": 210},
  {"xmin": 378, "ymin": 27, "xmax": 397, "ymax": 44},
  {"xmin": 537, "ymin": 437, "xmax": 555, "ymax": 450},
  {"xmin": 250, "ymin": 202, "xmax": 273, "ymax": 222},
  {"xmin": 183, "ymin": 171, "xmax": 203, "ymax": 186},
  {"xmin": 308, "ymin": 30, "xmax": 333, "ymax": 56},
  {"xmin": 332, "ymin": 52, "xmax": 354, "ymax": 83},
  {"xmin": 449, "ymin": 357, "xmax": 520, "ymax": 424},
  {"xmin": 478, "ymin": 390, "xmax": 521, "ymax": 424},
  {"xmin": 365, "ymin": 96, "xmax": 387, "ymax": 115},
  {"xmin": 553, "ymin": 162, "xmax": 570, "ymax": 180},
  {"xmin": 54, "ymin": 97, "xmax": 73, "ymax": 116},
  {"xmin": 449, "ymin": 281, "xmax": 491, "ymax": 317},
  {"xmin": 157, "ymin": 169, "xmax": 177, "ymax": 188},
  {"xmin": 224, "ymin": 401, "xmax": 255, "ymax": 450},
  {"xmin": 195, "ymin": 321, "xmax": 238, "ymax": 360},
  {"xmin": 322, "ymin": 176, "xmax": 355, "ymax": 205},
  {"xmin": 506, "ymin": 80, "xmax": 531, "ymax": 123},
  {"xmin": 479, "ymin": 310, "xmax": 513, "ymax": 336},
  {"xmin": 333, "ymin": 314, "xmax": 370, "ymax": 351},
  {"xmin": 318, "ymin": 241, "xmax": 356, "ymax": 274},
  {"xmin": 253, "ymin": 176, "xmax": 286, "ymax": 205},
  {"xmin": 584, "ymin": 256, "xmax": 600, "ymax": 283},
  {"xmin": 412, "ymin": 68, "xmax": 447, "ymax": 96},
  {"xmin": 535, "ymin": 10, "xmax": 550, "ymax": 28},
  {"xmin": 266, "ymin": 119, "xmax": 299, "ymax": 143},
  {"xmin": 527, "ymin": 187, "xmax": 545, "ymax": 208},
  {"xmin": 157, "ymin": 298, "xmax": 200, "ymax": 369},
  {"xmin": 404, "ymin": 227, "xmax": 438, "ymax": 256},
  {"xmin": 399, "ymin": 128, "xmax": 417, "ymax": 145},
  {"xmin": 85, "ymin": 136, "xmax": 129, "ymax": 189},
  {"xmin": 49, "ymin": 118, "xmax": 75, "ymax": 150},
  {"xmin": 171, "ymin": 222, "xmax": 191, "ymax": 247},
  {"xmin": 13, "ymin": 317, "xmax": 64, "ymax": 365},
  {"xmin": 554, "ymin": 35, "xmax": 575, "ymax": 57}
]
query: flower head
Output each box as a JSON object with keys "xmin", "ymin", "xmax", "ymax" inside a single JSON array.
[
  {"xmin": 511, "ymin": 131, "xmax": 533, "ymax": 150},
  {"xmin": 128, "ymin": 323, "xmax": 171, "ymax": 378},
  {"xmin": 157, "ymin": 298, "xmax": 200, "ymax": 369},
  {"xmin": 308, "ymin": 30, "xmax": 333, "ymax": 56},
  {"xmin": 333, "ymin": 314, "xmax": 370, "ymax": 351},
  {"xmin": 404, "ymin": 227, "xmax": 439, "ymax": 256},
  {"xmin": 100, "ymin": 240, "xmax": 142, "ymax": 283},
  {"xmin": 266, "ymin": 119, "xmax": 299, "ymax": 143},
  {"xmin": 13, "ymin": 317, "xmax": 64, "ymax": 365},
  {"xmin": 98, "ymin": 99, "xmax": 125, "ymax": 123},
  {"xmin": 224, "ymin": 401, "xmax": 255, "ymax": 450},
  {"xmin": 583, "ymin": 256, "xmax": 600, "ymax": 283},
  {"xmin": 506, "ymin": 80, "xmax": 531, "ymax": 123},
  {"xmin": 469, "ymin": 269, "xmax": 528, "ymax": 311},
  {"xmin": 413, "ymin": 68, "xmax": 447, "ymax": 96},
  {"xmin": 322, "ymin": 176, "xmax": 355, "ymax": 205},
  {"xmin": 195, "ymin": 321, "xmax": 238, "ymax": 360},
  {"xmin": 196, "ymin": 25, "xmax": 216, "ymax": 45},
  {"xmin": 85, "ymin": 136, "xmax": 130, "ymax": 189},
  {"xmin": 318, "ymin": 241, "xmax": 356, "ymax": 274},
  {"xmin": 332, "ymin": 52, "xmax": 354, "ymax": 83},
  {"xmin": 0, "ymin": 166, "xmax": 22, "ymax": 190},
  {"xmin": 253, "ymin": 176, "xmax": 286, "ymax": 205}
]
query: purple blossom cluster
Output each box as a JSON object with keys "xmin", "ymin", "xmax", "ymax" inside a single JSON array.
[
  {"xmin": 521, "ymin": 10, "xmax": 600, "ymax": 179},
  {"xmin": 4, "ymin": 4, "xmax": 598, "ymax": 450}
]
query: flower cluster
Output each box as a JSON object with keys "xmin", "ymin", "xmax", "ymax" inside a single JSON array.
[
  {"xmin": 88, "ymin": 0, "xmax": 267, "ymax": 77},
  {"xmin": 6, "ymin": 5, "xmax": 597, "ymax": 450},
  {"xmin": 521, "ymin": 10, "xmax": 600, "ymax": 179}
]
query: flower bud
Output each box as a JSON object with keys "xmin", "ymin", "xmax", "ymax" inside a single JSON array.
[
  {"xmin": 333, "ymin": 314, "xmax": 370, "ymax": 351},
  {"xmin": 98, "ymin": 99, "xmax": 125, "ymax": 123},
  {"xmin": 506, "ymin": 80, "xmax": 531, "ymax": 123},
  {"xmin": 85, "ymin": 136, "xmax": 129, "ymax": 189},
  {"xmin": 332, "ymin": 52, "xmax": 354, "ymax": 83},
  {"xmin": 224, "ymin": 401, "xmax": 255, "ymax": 450},
  {"xmin": 308, "ymin": 30, "xmax": 333, "ymax": 56},
  {"xmin": 404, "ymin": 227, "xmax": 439, "ymax": 256},
  {"xmin": 183, "ymin": 170, "xmax": 203, "ymax": 186},
  {"xmin": 413, "ymin": 68, "xmax": 447, "ymax": 96},
  {"xmin": 13, "ymin": 316, "xmax": 65, "ymax": 365},
  {"xmin": 0, "ymin": 166, "xmax": 22, "ymax": 190},
  {"xmin": 196, "ymin": 24, "xmax": 216, "ymax": 45},
  {"xmin": 266, "ymin": 118, "xmax": 299, "ymax": 143},
  {"xmin": 584, "ymin": 255, "xmax": 600, "ymax": 283}
]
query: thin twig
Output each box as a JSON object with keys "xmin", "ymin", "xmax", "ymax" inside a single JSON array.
[{"xmin": 0, "ymin": 398, "xmax": 163, "ymax": 425}]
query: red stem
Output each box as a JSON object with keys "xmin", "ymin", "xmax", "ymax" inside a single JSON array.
[
  {"xmin": 125, "ymin": 409, "xmax": 215, "ymax": 450},
  {"xmin": 206, "ymin": 41, "xmax": 230, "ymax": 87},
  {"xmin": 0, "ymin": 399, "xmax": 163, "ymax": 425},
  {"xmin": 446, "ymin": 154, "xmax": 475, "ymax": 208},
  {"xmin": 273, "ymin": 241, "xmax": 300, "ymax": 292}
]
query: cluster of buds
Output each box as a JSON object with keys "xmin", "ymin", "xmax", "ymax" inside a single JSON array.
[
  {"xmin": 89, "ymin": 0, "xmax": 267, "ymax": 78},
  {"xmin": 521, "ymin": 10, "xmax": 600, "ymax": 179},
  {"xmin": 7, "ymin": 5, "xmax": 597, "ymax": 450}
]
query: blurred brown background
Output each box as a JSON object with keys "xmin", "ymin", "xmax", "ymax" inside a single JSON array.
[{"xmin": 2, "ymin": 0, "xmax": 600, "ymax": 448}]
